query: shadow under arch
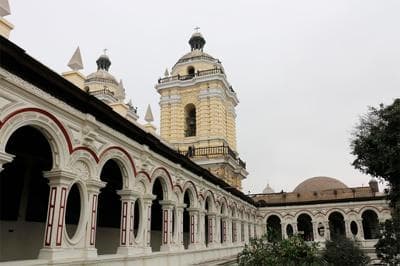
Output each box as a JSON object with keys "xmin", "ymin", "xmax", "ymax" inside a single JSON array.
[{"xmin": 0, "ymin": 126, "xmax": 53, "ymax": 261}]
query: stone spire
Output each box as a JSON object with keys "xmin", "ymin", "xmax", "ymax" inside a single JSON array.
[
  {"xmin": 0, "ymin": 0, "xmax": 10, "ymax": 17},
  {"xmin": 145, "ymin": 104, "xmax": 154, "ymax": 123},
  {"xmin": 164, "ymin": 68, "xmax": 169, "ymax": 77},
  {"xmin": 62, "ymin": 46, "xmax": 86, "ymax": 89},
  {"xmin": 0, "ymin": 0, "xmax": 13, "ymax": 39},
  {"xmin": 144, "ymin": 104, "xmax": 156, "ymax": 134},
  {"xmin": 67, "ymin": 47, "xmax": 84, "ymax": 71}
]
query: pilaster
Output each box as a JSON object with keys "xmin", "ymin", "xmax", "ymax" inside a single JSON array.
[{"xmin": 0, "ymin": 151, "xmax": 14, "ymax": 172}]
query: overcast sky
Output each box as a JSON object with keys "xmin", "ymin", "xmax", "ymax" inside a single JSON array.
[{"xmin": 8, "ymin": 0, "xmax": 400, "ymax": 193}]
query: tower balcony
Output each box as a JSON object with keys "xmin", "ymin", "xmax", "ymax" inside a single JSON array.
[
  {"xmin": 178, "ymin": 144, "xmax": 246, "ymax": 169},
  {"xmin": 158, "ymin": 68, "xmax": 234, "ymax": 93}
]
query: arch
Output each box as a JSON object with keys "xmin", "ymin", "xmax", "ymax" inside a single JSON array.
[
  {"xmin": 96, "ymin": 159, "xmax": 124, "ymax": 254},
  {"xmin": 297, "ymin": 213, "xmax": 314, "ymax": 241},
  {"xmin": 187, "ymin": 66, "xmax": 195, "ymax": 75},
  {"xmin": 328, "ymin": 211, "xmax": 345, "ymax": 239},
  {"xmin": 150, "ymin": 167, "xmax": 174, "ymax": 199},
  {"xmin": 0, "ymin": 108, "xmax": 69, "ymax": 169},
  {"xmin": 203, "ymin": 191, "xmax": 216, "ymax": 212},
  {"xmin": 67, "ymin": 150, "xmax": 98, "ymax": 180},
  {"xmin": 98, "ymin": 148, "xmax": 135, "ymax": 189},
  {"xmin": 184, "ymin": 104, "xmax": 196, "ymax": 137},
  {"xmin": 0, "ymin": 125, "xmax": 53, "ymax": 261},
  {"xmin": 266, "ymin": 215, "xmax": 282, "ymax": 242},
  {"xmin": 182, "ymin": 180, "xmax": 199, "ymax": 202},
  {"xmin": 361, "ymin": 209, "xmax": 379, "ymax": 239}
]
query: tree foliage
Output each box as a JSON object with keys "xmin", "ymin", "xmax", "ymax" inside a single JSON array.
[
  {"xmin": 374, "ymin": 210, "xmax": 400, "ymax": 265},
  {"xmin": 351, "ymin": 98, "xmax": 400, "ymax": 264},
  {"xmin": 237, "ymin": 234, "xmax": 322, "ymax": 266},
  {"xmin": 322, "ymin": 235, "xmax": 370, "ymax": 266},
  {"xmin": 351, "ymin": 98, "xmax": 400, "ymax": 207}
]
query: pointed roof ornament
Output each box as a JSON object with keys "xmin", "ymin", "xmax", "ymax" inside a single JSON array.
[
  {"xmin": 67, "ymin": 47, "xmax": 84, "ymax": 71},
  {"xmin": 144, "ymin": 104, "xmax": 154, "ymax": 123},
  {"xmin": 164, "ymin": 68, "xmax": 169, "ymax": 77},
  {"xmin": 119, "ymin": 79, "xmax": 124, "ymax": 88},
  {"xmin": 0, "ymin": 0, "xmax": 11, "ymax": 17}
]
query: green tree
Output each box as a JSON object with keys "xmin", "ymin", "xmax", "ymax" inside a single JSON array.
[
  {"xmin": 351, "ymin": 98, "xmax": 400, "ymax": 208},
  {"xmin": 238, "ymin": 234, "xmax": 322, "ymax": 266},
  {"xmin": 351, "ymin": 98, "xmax": 400, "ymax": 264},
  {"xmin": 322, "ymin": 236, "xmax": 370, "ymax": 266}
]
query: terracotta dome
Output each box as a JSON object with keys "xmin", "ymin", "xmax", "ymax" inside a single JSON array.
[{"xmin": 293, "ymin": 176, "xmax": 348, "ymax": 193}]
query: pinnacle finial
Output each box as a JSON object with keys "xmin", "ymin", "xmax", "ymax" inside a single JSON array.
[
  {"xmin": 0, "ymin": 0, "xmax": 11, "ymax": 17},
  {"xmin": 67, "ymin": 47, "xmax": 84, "ymax": 71},
  {"xmin": 194, "ymin": 26, "xmax": 200, "ymax": 32},
  {"xmin": 145, "ymin": 104, "xmax": 154, "ymax": 123},
  {"xmin": 164, "ymin": 68, "xmax": 169, "ymax": 77}
]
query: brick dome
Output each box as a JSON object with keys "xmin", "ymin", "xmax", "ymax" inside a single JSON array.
[{"xmin": 293, "ymin": 176, "xmax": 347, "ymax": 193}]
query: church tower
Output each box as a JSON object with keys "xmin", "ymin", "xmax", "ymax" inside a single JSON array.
[{"xmin": 155, "ymin": 31, "xmax": 248, "ymax": 189}]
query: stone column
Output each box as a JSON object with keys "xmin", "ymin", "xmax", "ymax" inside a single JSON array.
[
  {"xmin": 215, "ymin": 214, "xmax": 221, "ymax": 246},
  {"xmin": 39, "ymin": 170, "xmax": 74, "ymax": 259},
  {"xmin": 281, "ymin": 222, "xmax": 287, "ymax": 239},
  {"xmin": 199, "ymin": 210, "xmax": 206, "ymax": 248},
  {"xmin": 232, "ymin": 218, "xmax": 237, "ymax": 244},
  {"xmin": 324, "ymin": 220, "xmax": 330, "ymax": 240},
  {"xmin": 187, "ymin": 208, "xmax": 200, "ymax": 249},
  {"xmin": 293, "ymin": 222, "xmax": 298, "ymax": 235},
  {"xmin": 142, "ymin": 194, "xmax": 155, "ymax": 253},
  {"xmin": 312, "ymin": 221, "xmax": 318, "ymax": 241},
  {"xmin": 207, "ymin": 212, "xmax": 217, "ymax": 247},
  {"xmin": 84, "ymin": 179, "xmax": 106, "ymax": 258},
  {"xmin": 175, "ymin": 204, "xmax": 185, "ymax": 250},
  {"xmin": 356, "ymin": 219, "xmax": 365, "ymax": 240},
  {"xmin": 344, "ymin": 219, "xmax": 351, "ymax": 238},
  {"xmin": 221, "ymin": 216, "xmax": 228, "ymax": 245},
  {"xmin": 159, "ymin": 200, "xmax": 175, "ymax": 251},
  {"xmin": 0, "ymin": 151, "xmax": 14, "ymax": 173},
  {"xmin": 117, "ymin": 190, "xmax": 141, "ymax": 255}
]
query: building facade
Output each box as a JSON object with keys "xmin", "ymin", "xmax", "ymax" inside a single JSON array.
[{"xmin": 0, "ymin": 6, "xmax": 392, "ymax": 265}]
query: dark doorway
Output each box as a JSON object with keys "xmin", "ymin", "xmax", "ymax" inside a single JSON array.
[
  {"xmin": 297, "ymin": 214, "xmax": 314, "ymax": 241},
  {"xmin": 266, "ymin": 215, "xmax": 282, "ymax": 242}
]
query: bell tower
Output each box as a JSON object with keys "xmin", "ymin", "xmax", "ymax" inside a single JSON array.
[{"xmin": 155, "ymin": 31, "xmax": 248, "ymax": 189}]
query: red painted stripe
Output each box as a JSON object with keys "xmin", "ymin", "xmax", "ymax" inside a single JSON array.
[
  {"xmin": 44, "ymin": 187, "xmax": 57, "ymax": 246},
  {"xmin": 56, "ymin": 187, "xmax": 67, "ymax": 246}
]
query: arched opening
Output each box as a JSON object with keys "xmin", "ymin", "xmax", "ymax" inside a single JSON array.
[
  {"xmin": 187, "ymin": 66, "xmax": 195, "ymax": 76},
  {"xmin": 204, "ymin": 198, "xmax": 210, "ymax": 246},
  {"xmin": 350, "ymin": 221, "xmax": 358, "ymax": 236},
  {"xmin": 266, "ymin": 215, "xmax": 282, "ymax": 242},
  {"xmin": 297, "ymin": 213, "xmax": 314, "ymax": 241},
  {"xmin": 0, "ymin": 126, "xmax": 52, "ymax": 261},
  {"xmin": 133, "ymin": 199, "xmax": 140, "ymax": 238},
  {"xmin": 286, "ymin": 224, "xmax": 294, "ymax": 237},
  {"xmin": 184, "ymin": 104, "xmax": 196, "ymax": 137},
  {"xmin": 65, "ymin": 183, "xmax": 81, "ymax": 239},
  {"xmin": 183, "ymin": 189, "xmax": 193, "ymax": 249},
  {"xmin": 362, "ymin": 210, "xmax": 379, "ymax": 239},
  {"xmin": 329, "ymin": 212, "xmax": 345, "ymax": 239},
  {"xmin": 150, "ymin": 178, "xmax": 164, "ymax": 252},
  {"xmin": 97, "ymin": 160, "xmax": 123, "ymax": 255}
]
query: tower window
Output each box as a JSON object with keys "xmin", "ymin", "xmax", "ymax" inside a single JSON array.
[
  {"xmin": 184, "ymin": 104, "xmax": 196, "ymax": 137},
  {"xmin": 187, "ymin": 66, "xmax": 195, "ymax": 76}
]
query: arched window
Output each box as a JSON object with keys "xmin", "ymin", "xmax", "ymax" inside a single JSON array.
[
  {"xmin": 185, "ymin": 104, "xmax": 196, "ymax": 137},
  {"xmin": 187, "ymin": 66, "xmax": 195, "ymax": 76},
  {"xmin": 362, "ymin": 210, "xmax": 379, "ymax": 239}
]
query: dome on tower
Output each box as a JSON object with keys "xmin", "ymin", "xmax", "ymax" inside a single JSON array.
[
  {"xmin": 171, "ymin": 31, "xmax": 223, "ymax": 76},
  {"xmin": 86, "ymin": 53, "xmax": 118, "ymax": 86},
  {"xmin": 293, "ymin": 176, "xmax": 348, "ymax": 193}
]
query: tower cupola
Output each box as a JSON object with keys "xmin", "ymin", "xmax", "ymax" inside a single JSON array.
[
  {"xmin": 96, "ymin": 53, "xmax": 111, "ymax": 71},
  {"xmin": 189, "ymin": 31, "xmax": 206, "ymax": 51}
]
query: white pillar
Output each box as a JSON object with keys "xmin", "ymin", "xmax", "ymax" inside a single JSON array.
[
  {"xmin": 84, "ymin": 179, "xmax": 105, "ymax": 258},
  {"xmin": 39, "ymin": 170, "xmax": 75, "ymax": 259},
  {"xmin": 159, "ymin": 200, "xmax": 175, "ymax": 251},
  {"xmin": 175, "ymin": 204, "xmax": 185, "ymax": 250},
  {"xmin": 142, "ymin": 194, "xmax": 155, "ymax": 253},
  {"xmin": 187, "ymin": 208, "xmax": 200, "ymax": 249},
  {"xmin": 0, "ymin": 151, "xmax": 14, "ymax": 172},
  {"xmin": 117, "ymin": 190, "xmax": 141, "ymax": 255}
]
